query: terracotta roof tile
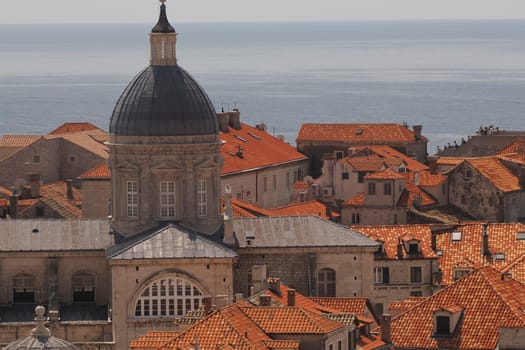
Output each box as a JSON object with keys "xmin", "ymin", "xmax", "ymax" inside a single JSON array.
[
  {"xmin": 436, "ymin": 223, "xmax": 525, "ymax": 285},
  {"xmin": 364, "ymin": 168, "xmax": 405, "ymax": 180},
  {"xmin": 436, "ymin": 157, "xmax": 465, "ymax": 166},
  {"xmin": 260, "ymin": 284, "xmax": 339, "ymax": 314},
  {"xmin": 497, "ymin": 139, "xmax": 525, "ymax": 155},
  {"xmin": 267, "ymin": 200, "xmax": 340, "ymax": 219},
  {"xmin": 79, "ymin": 162, "xmax": 111, "ymax": 179},
  {"xmin": 17, "ymin": 181, "xmax": 83, "ymax": 219},
  {"xmin": 221, "ymin": 123, "xmax": 307, "ymax": 175},
  {"xmin": 309, "ymin": 297, "xmax": 370, "ymax": 319},
  {"xmin": 388, "ymin": 297, "xmax": 427, "ymax": 312},
  {"xmin": 230, "ymin": 198, "xmax": 273, "ymax": 217},
  {"xmin": 297, "ymin": 123, "xmax": 427, "ymax": 143},
  {"xmin": 465, "ymin": 157, "xmax": 520, "ymax": 192},
  {"xmin": 502, "ymin": 253, "xmax": 525, "ymax": 284},
  {"xmin": 497, "ymin": 153, "xmax": 525, "ymax": 166},
  {"xmin": 344, "ymin": 155, "xmax": 386, "ymax": 172},
  {"xmin": 343, "ymin": 192, "xmax": 365, "ymax": 206},
  {"xmin": 352, "ymin": 224, "xmax": 438, "ymax": 259},
  {"xmin": 357, "ymin": 333, "xmax": 386, "ymax": 350},
  {"xmin": 389, "ymin": 267, "xmax": 525, "ymax": 349},
  {"xmin": 293, "ymin": 181, "xmax": 309, "ymax": 191},
  {"xmin": 397, "ymin": 173, "xmax": 437, "ymax": 207},
  {"xmin": 0, "ymin": 199, "xmax": 8, "ymax": 207},
  {"xmin": 0, "ymin": 185, "xmax": 12, "ymax": 197},
  {"xmin": 0, "ymin": 135, "xmax": 41, "ymax": 148},
  {"xmin": 418, "ymin": 171, "xmax": 447, "ymax": 187},
  {"xmin": 262, "ymin": 340, "xmax": 300, "ymax": 350},
  {"xmin": 48, "ymin": 122, "xmax": 104, "ymax": 135},
  {"xmin": 353, "ymin": 145, "xmax": 429, "ymax": 172},
  {"xmin": 240, "ymin": 306, "xmax": 343, "ymax": 334}
]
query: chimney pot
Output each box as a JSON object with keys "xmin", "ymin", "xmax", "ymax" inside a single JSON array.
[
  {"xmin": 259, "ymin": 294, "xmax": 272, "ymax": 307},
  {"xmin": 287, "ymin": 289, "xmax": 296, "ymax": 307},
  {"xmin": 66, "ymin": 179, "xmax": 74, "ymax": 200},
  {"xmin": 381, "ymin": 314, "xmax": 392, "ymax": 343}
]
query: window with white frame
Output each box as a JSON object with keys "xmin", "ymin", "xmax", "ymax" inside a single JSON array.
[
  {"xmin": 72, "ymin": 272, "xmax": 95, "ymax": 302},
  {"xmin": 127, "ymin": 181, "xmax": 138, "ymax": 217},
  {"xmin": 134, "ymin": 276, "xmax": 204, "ymax": 318},
  {"xmin": 160, "ymin": 181, "xmax": 176, "ymax": 218},
  {"xmin": 13, "ymin": 274, "xmax": 35, "ymax": 303},
  {"xmin": 318, "ymin": 268, "xmax": 336, "ymax": 297},
  {"xmin": 374, "ymin": 267, "xmax": 390, "ymax": 284},
  {"xmin": 197, "ymin": 179, "xmax": 207, "ymax": 217}
]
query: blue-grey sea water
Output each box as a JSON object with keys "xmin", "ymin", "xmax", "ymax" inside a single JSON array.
[{"xmin": 1, "ymin": 20, "xmax": 525, "ymax": 152}]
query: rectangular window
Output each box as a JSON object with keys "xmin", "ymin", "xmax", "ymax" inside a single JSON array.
[
  {"xmin": 273, "ymin": 174, "xmax": 277, "ymax": 191},
  {"xmin": 368, "ymin": 182, "xmax": 376, "ymax": 195},
  {"xmin": 384, "ymin": 183, "xmax": 392, "ymax": 195},
  {"xmin": 198, "ymin": 179, "xmax": 207, "ymax": 217},
  {"xmin": 374, "ymin": 267, "xmax": 390, "ymax": 284},
  {"xmin": 286, "ymin": 172, "xmax": 291, "ymax": 188},
  {"xmin": 263, "ymin": 176, "xmax": 268, "ymax": 192},
  {"xmin": 342, "ymin": 172, "xmax": 349, "ymax": 180},
  {"xmin": 374, "ymin": 303, "xmax": 384, "ymax": 316},
  {"xmin": 410, "ymin": 291, "xmax": 423, "ymax": 297},
  {"xmin": 160, "ymin": 181, "xmax": 176, "ymax": 218},
  {"xmin": 436, "ymin": 316, "xmax": 450, "ymax": 335},
  {"xmin": 127, "ymin": 181, "xmax": 138, "ymax": 217},
  {"xmin": 410, "ymin": 266, "xmax": 422, "ymax": 283},
  {"xmin": 358, "ymin": 172, "xmax": 366, "ymax": 183}
]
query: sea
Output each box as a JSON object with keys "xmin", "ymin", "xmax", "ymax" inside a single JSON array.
[{"xmin": 1, "ymin": 20, "xmax": 525, "ymax": 152}]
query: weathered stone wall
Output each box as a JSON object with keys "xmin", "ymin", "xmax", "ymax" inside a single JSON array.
[{"xmin": 81, "ymin": 180, "xmax": 111, "ymax": 219}]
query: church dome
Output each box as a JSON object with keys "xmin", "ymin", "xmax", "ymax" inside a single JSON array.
[
  {"xmin": 109, "ymin": 65, "xmax": 218, "ymax": 137},
  {"xmin": 109, "ymin": 2, "xmax": 218, "ymax": 137}
]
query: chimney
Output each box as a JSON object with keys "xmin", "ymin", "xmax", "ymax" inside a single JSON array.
[
  {"xmin": 9, "ymin": 193, "xmax": 18, "ymax": 219},
  {"xmin": 203, "ymin": 296, "xmax": 212, "ymax": 315},
  {"xmin": 66, "ymin": 179, "xmax": 74, "ymax": 200},
  {"xmin": 397, "ymin": 242, "xmax": 404, "ymax": 259},
  {"xmin": 287, "ymin": 289, "xmax": 296, "ymax": 307},
  {"xmin": 413, "ymin": 172, "xmax": 420, "ymax": 186},
  {"xmin": 427, "ymin": 155, "xmax": 439, "ymax": 174},
  {"xmin": 259, "ymin": 294, "xmax": 272, "ymax": 306},
  {"xmin": 431, "ymin": 234, "xmax": 437, "ymax": 251},
  {"xmin": 381, "ymin": 314, "xmax": 392, "ymax": 344},
  {"xmin": 216, "ymin": 112, "xmax": 230, "ymax": 133},
  {"xmin": 519, "ymin": 165, "xmax": 525, "ymax": 189},
  {"xmin": 251, "ymin": 265, "xmax": 267, "ymax": 293},
  {"xmin": 413, "ymin": 125, "xmax": 422, "ymax": 141},
  {"xmin": 482, "ymin": 223, "xmax": 491, "ymax": 257},
  {"xmin": 267, "ymin": 277, "xmax": 281, "ymax": 295},
  {"xmin": 26, "ymin": 173, "xmax": 41, "ymax": 198},
  {"xmin": 228, "ymin": 109, "xmax": 241, "ymax": 130}
]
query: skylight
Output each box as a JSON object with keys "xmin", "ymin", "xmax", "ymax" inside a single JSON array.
[{"xmin": 451, "ymin": 231, "xmax": 462, "ymax": 241}]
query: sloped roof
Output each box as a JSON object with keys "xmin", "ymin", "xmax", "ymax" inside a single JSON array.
[
  {"xmin": 221, "ymin": 123, "xmax": 307, "ymax": 176},
  {"xmin": 107, "ymin": 223, "xmax": 238, "ymax": 260},
  {"xmin": 0, "ymin": 185, "xmax": 12, "ymax": 197},
  {"xmin": 389, "ymin": 267, "xmax": 525, "ymax": 349},
  {"xmin": 230, "ymin": 198, "xmax": 272, "ymax": 217},
  {"xmin": 497, "ymin": 138, "xmax": 525, "ymax": 155},
  {"xmin": 262, "ymin": 340, "xmax": 300, "ymax": 350},
  {"xmin": 297, "ymin": 123, "xmax": 427, "ymax": 143},
  {"xmin": 353, "ymin": 145, "xmax": 429, "ymax": 172},
  {"xmin": 464, "ymin": 157, "xmax": 521, "ymax": 192},
  {"xmin": 293, "ymin": 181, "xmax": 309, "ymax": 191},
  {"xmin": 53, "ymin": 132, "xmax": 109, "ymax": 160},
  {"xmin": 79, "ymin": 162, "xmax": 111, "ymax": 179},
  {"xmin": 436, "ymin": 223, "xmax": 525, "ymax": 285},
  {"xmin": 0, "ymin": 219, "xmax": 112, "ymax": 251},
  {"xmin": 397, "ymin": 173, "xmax": 437, "ymax": 207},
  {"xmin": 233, "ymin": 216, "xmax": 379, "ymax": 249},
  {"xmin": 239, "ymin": 306, "xmax": 343, "ymax": 334},
  {"xmin": 388, "ymin": 297, "xmax": 428, "ymax": 312},
  {"xmin": 502, "ymin": 253, "xmax": 525, "ymax": 285},
  {"xmin": 267, "ymin": 200, "xmax": 340, "ymax": 220},
  {"xmin": 365, "ymin": 168, "xmax": 404, "ymax": 180},
  {"xmin": 436, "ymin": 157, "xmax": 465, "ymax": 167},
  {"xmin": 130, "ymin": 332, "xmax": 179, "ymax": 350},
  {"xmin": 0, "ymin": 134, "xmax": 41, "ymax": 148},
  {"xmin": 343, "ymin": 192, "xmax": 365, "ymax": 206},
  {"xmin": 418, "ymin": 171, "xmax": 447, "ymax": 187},
  {"xmin": 49, "ymin": 122, "xmax": 105, "ymax": 135},
  {"xmin": 352, "ymin": 224, "xmax": 438, "ymax": 259},
  {"xmin": 309, "ymin": 297, "xmax": 375, "ymax": 322},
  {"xmin": 344, "ymin": 155, "xmax": 386, "ymax": 172}
]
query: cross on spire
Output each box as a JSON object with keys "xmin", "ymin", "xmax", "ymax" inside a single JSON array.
[{"xmin": 160, "ymin": 0, "xmax": 166, "ymax": 4}]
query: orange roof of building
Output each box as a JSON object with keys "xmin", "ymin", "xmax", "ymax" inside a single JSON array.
[
  {"xmin": 388, "ymin": 297, "xmax": 427, "ymax": 312},
  {"xmin": 79, "ymin": 162, "xmax": 111, "ymax": 179},
  {"xmin": 352, "ymin": 224, "xmax": 438, "ymax": 259},
  {"xmin": 48, "ymin": 122, "xmax": 104, "ymax": 135},
  {"xmin": 293, "ymin": 181, "xmax": 309, "ymax": 191},
  {"xmin": 37, "ymin": 182, "xmax": 82, "ymax": 218},
  {"xmin": 365, "ymin": 168, "xmax": 405, "ymax": 180},
  {"xmin": 436, "ymin": 157, "xmax": 465, "ymax": 167},
  {"xmin": 397, "ymin": 172, "xmax": 437, "ymax": 207},
  {"xmin": 0, "ymin": 134, "xmax": 41, "ymax": 148},
  {"xmin": 464, "ymin": 157, "xmax": 521, "ymax": 192},
  {"xmin": 418, "ymin": 171, "xmax": 447, "ymax": 187},
  {"xmin": 240, "ymin": 306, "xmax": 343, "ymax": 334},
  {"xmin": 130, "ymin": 332, "xmax": 179, "ymax": 350},
  {"xmin": 497, "ymin": 139, "xmax": 525, "ymax": 155},
  {"xmin": 309, "ymin": 297, "xmax": 375, "ymax": 321},
  {"xmin": 230, "ymin": 198, "xmax": 272, "ymax": 217},
  {"xmin": 344, "ymin": 155, "xmax": 386, "ymax": 172},
  {"xmin": 267, "ymin": 200, "xmax": 340, "ymax": 219},
  {"xmin": 343, "ymin": 192, "xmax": 365, "ymax": 206},
  {"xmin": 297, "ymin": 123, "xmax": 427, "ymax": 143},
  {"xmin": 262, "ymin": 340, "xmax": 300, "ymax": 350},
  {"xmin": 0, "ymin": 199, "xmax": 8, "ymax": 207},
  {"xmin": 497, "ymin": 153, "xmax": 525, "ymax": 166},
  {"xmin": 261, "ymin": 283, "xmax": 339, "ymax": 314},
  {"xmin": 436, "ymin": 223, "xmax": 525, "ymax": 285},
  {"xmin": 389, "ymin": 267, "xmax": 525, "ymax": 349},
  {"xmin": 357, "ymin": 333, "xmax": 387, "ymax": 350},
  {"xmin": 0, "ymin": 185, "xmax": 12, "ymax": 197},
  {"xmin": 353, "ymin": 145, "xmax": 429, "ymax": 172},
  {"xmin": 502, "ymin": 253, "xmax": 525, "ymax": 286},
  {"xmin": 221, "ymin": 123, "xmax": 307, "ymax": 175}
]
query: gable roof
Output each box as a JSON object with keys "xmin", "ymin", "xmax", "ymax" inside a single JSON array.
[
  {"xmin": 267, "ymin": 200, "xmax": 340, "ymax": 220},
  {"xmin": 297, "ymin": 123, "xmax": 427, "ymax": 143},
  {"xmin": 48, "ymin": 122, "xmax": 104, "ymax": 135},
  {"xmin": 79, "ymin": 162, "xmax": 111, "ymax": 179},
  {"xmin": 220, "ymin": 123, "xmax": 307, "ymax": 176},
  {"xmin": 107, "ymin": 223, "xmax": 238, "ymax": 260},
  {"xmin": 364, "ymin": 168, "xmax": 405, "ymax": 180},
  {"xmin": 309, "ymin": 297, "xmax": 378, "ymax": 324},
  {"xmin": 389, "ymin": 267, "xmax": 525, "ymax": 350},
  {"xmin": 344, "ymin": 155, "xmax": 386, "ymax": 172},
  {"xmin": 463, "ymin": 157, "xmax": 521, "ymax": 192},
  {"xmin": 0, "ymin": 135, "xmax": 42, "ymax": 148},
  {"xmin": 497, "ymin": 138, "xmax": 525, "ymax": 155},
  {"xmin": 343, "ymin": 192, "xmax": 365, "ymax": 206},
  {"xmin": 352, "ymin": 224, "xmax": 438, "ymax": 259},
  {"xmin": 435, "ymin": 223, "xmax": 525, "ymax": 285},
  {"xmin": 397, "ymin": 173, "xmax": 437, "ymax": 207},
  {"xmin": 418, "ymin": 171, "xmax": 447, "ymax": 187},
  {"xmin": 353, "ymin": 145, "xmax": 429, "ymax": 172},
  {"xmin": 233, "ymin": 216, "xmax": 379, "ymax": 249}
]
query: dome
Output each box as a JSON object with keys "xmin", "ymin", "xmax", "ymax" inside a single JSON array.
[{"xmin": 109, "ymin": 65, "xmax": 219, "ymax": 137}]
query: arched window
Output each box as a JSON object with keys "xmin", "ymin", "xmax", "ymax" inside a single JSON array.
[
  {"xmin": 318, "ymin": 268, "xmax": 336, "ymax": 297},
  {"xmin": 13, "ymin": 274, "xmax": 35, "ymax": 303},
  {"xmin": 72, "ymin": 272, "xmax": 95, "ymax": 303},
  {"xmin": 135, "ymin": 276, "xmax": 204, "ymax": 318}
]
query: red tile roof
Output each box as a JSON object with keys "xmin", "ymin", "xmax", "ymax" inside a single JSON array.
[
  {"xmin": 465, "ymin": 157, "xmax": 521, "ymax": 192},
  {"xmin": 230, "ymin": 198, "xmax": 272, "ymax": 217},
  {"xmin": 436, "ymin": 157, "xmax": 465, "ymax": 167},
  {"xmin": 309, "ymin": 297, "xmax": 376, "ymax": 322},
  {"xmin": 130, "ymin": 332, "xmax": 179, "ymax": 350},
  {"xmin": 79, "ymin": 162, "xmax": 111, "ymax": 179},
  {"xmin": 0, "ymin": 135, "xmax": 41, "ymax": 148},
  {"xmin": 267, "ymin": 200, "xmax": 340, "ymax": 219},
  {"xmin": 262, "ymin": 283, "xmax": 338, "ymax": 314},
  {"xmin": 0, "ymin": 185, "xmax": 12, "ymax": 197},
  {"xmin": 221, "ymin": 123, "xmax": 307, "ymax": 175},
  {"xmin": 344, "ymin": 155, "xmax": 386, "ymax": 172},
  {"xmin": 240, "ymin": 306, "xmax": 343, "ymax": 334},
  {"xmin": 436, "ymin": 223, "xmax": 525, "ymax": 285},
  {"xmin": 389, "ymin": 267, "xmax": 525, "ymax": 350},
  {"xmin": 418, "ymin": 171, "xmax": 447, "ymax": 187},
  {"xmin": 48, "ymin": 122, "xmax": 104, "ymax": 135},
  {"xmin": 297, "ymin": 123, "xmax": 427, "ymax": 143},
  {"xmin": 293, "ymin": 181, "xmax": 309, "ymax": 191},
  {"xmin": 353, "ymin": 145, "xmax": 429, "ymax": 172},
  {"xmin": 365, "ymin": 168, "xmax": 405, "ymax": 180},
  {"xmin": 388, "ymin": 297, "xmax": 427, "ymax": 312},
  {"xmin": 0, "ymin": 199, "xmax": 8, "ymax": 207},
  {"xmin": 357, "ymin": 333, "xmax": 387, "ymax": 350},
  {"xmin": 262, "ymin": 340, "xmax": 300, "ymax": 350},
  {"xmin": 497, "ymin": 139, "xmax": 525, "ymax": 155},
  {"xmin": 343, "ymin": 192, "xmax": 365, "ymax": 206},
  {"xmin": 352, "ymin": 224, "xmax": 438, "ymax": 259},
  {"xmin": 397, "ymin": 173, "xmax": 437, "ymax": 207},
  {"xmin": 502, "ymin": 253, "xmax": 525, "ymax": 285}
]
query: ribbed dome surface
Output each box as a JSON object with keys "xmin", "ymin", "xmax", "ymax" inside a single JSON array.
[
  {"xmin": 110, "ymin": 65, "xmax": 218, "ymax": 137},
  {"xmin": 3, "ymin": 336, "xmax": 79, "ymax": 350}
]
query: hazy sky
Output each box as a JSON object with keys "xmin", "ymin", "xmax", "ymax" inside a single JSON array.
[{"xmin": 2, "ymin": 0, "xmax": 525, "ymax": 24}]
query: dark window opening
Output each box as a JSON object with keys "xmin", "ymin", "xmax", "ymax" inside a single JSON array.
[
  {"xmin": 358, "ymin": 172, "xmax": 366, "ymax": 183},
  {"xmin": 410, "ymin": 267, "xmax": 422, "ymax": 283},
  {"xmin": 318, "ymin": 268, "xmax": 336, "ymax": 297},
  {"xmin": 408, "ymin": 243, "xmax": 419, "ymax": 254},
  {"xmin": 13, "ymin": 289, "xmax": 35, "ymax": 303},
  {"xmin": 342, "ymin": 172, "xmax": 349, "ymax": 180},
  {"xmin": 436, "ymin": 316, "xmax": 450, "ymax": 335}
]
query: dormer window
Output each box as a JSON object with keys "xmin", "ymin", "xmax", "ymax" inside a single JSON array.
[
  {"xmin": 433, "ymin": 305, "xmax": 464, "ymax": 337},
  {"xmin": 408, "ymin": 243, "xmax": 419, "ymax": 254}
]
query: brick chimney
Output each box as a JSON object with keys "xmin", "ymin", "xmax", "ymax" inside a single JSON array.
[
  {"xmin": 482, "ymin": 223, "xmax": 491, "ymax": 257},
  {"xmin": 228, "ymin": 109, "xmax": 241, "ymax": 130},
  {"xmin": 259, "ymin": 294, "xmax": 272, "ymax": 306},
  {"xmin": 381, "ymin": 314, "xmax": 392, "ymax": 344},
  {"xmin": 267, "ymin": 277, "xmax": 281, "ymax": 295},
  {"xmin": 66, "ymin": 179, "xmax": 74, "ymax": 200},
  {"xmin": 26, "ymin": 173, "xmax": 41, "ymax": 198},
  {"xmin": 9, "ymin": 193, "xmax": 18, "ymax": 219},
  {"xmin": 427, "ymin": 155, "xmax": 439, "ymax": 174},
  {"xmin": 203, "ymin": 296, "xmax": 212, "ymax": 315},
  {"xmin": 216, "ymin": 112, "xmax": 230, "ymax": 133},
  {"xmin": 287, "ymin": 289, "xmax": 296, "ymax": 307},
  {"xmin": 413, "ymin": 125, "xmax": 423, "ymax": 141}
]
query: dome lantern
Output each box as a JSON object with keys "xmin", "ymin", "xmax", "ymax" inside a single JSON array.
[{"xmin": 150, "ymin": 0, "xmax": 178, "ymax": 66}]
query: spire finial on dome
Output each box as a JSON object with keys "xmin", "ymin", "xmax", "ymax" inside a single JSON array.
[
  {"xmin": 30, "ymin": 305, "xmax": 51, "ymax": 339},
  {"xmin": 151, "ymin": 0, "xmax": 175, "ymax": 33}
]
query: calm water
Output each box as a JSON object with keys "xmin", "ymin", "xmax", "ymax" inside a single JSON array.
[{"xmin": 1, "ymin": 20, "xmax": 525, "ymax": 152}]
